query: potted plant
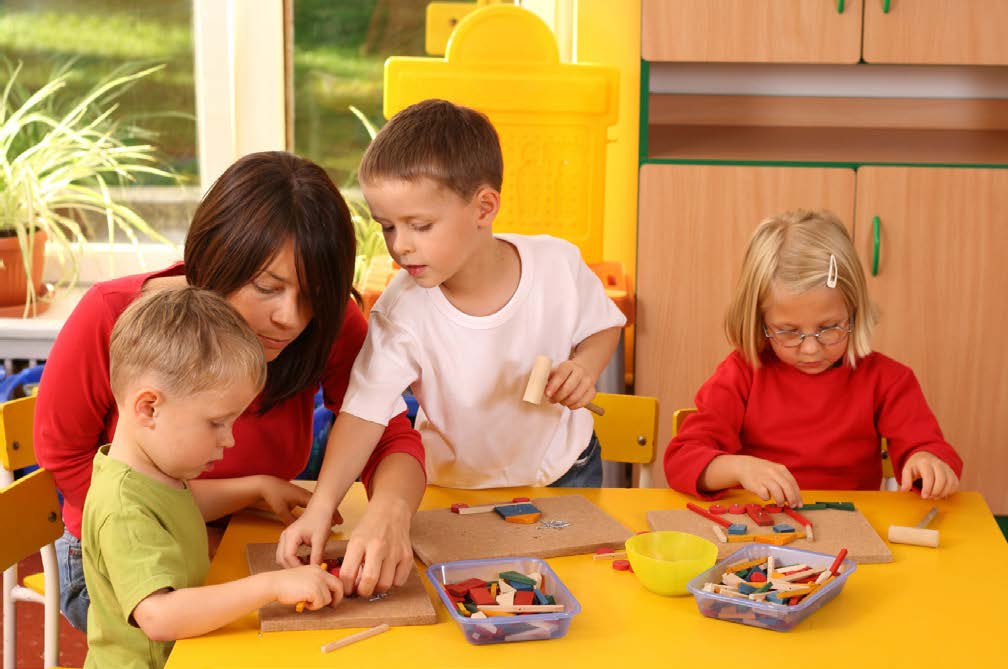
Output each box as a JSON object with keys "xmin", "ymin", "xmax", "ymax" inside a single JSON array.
[{"xmin": 0, "ymin": 61, "xmax": 175, "ymax": 317}]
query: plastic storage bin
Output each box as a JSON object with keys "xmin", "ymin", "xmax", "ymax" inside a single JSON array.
[
  {"xmin": 686, "ymin": 544, "xmax": 857, "ymax": 631},
  {"xmin": 427, "ymin": 556, "xmax": 581, "ymax": 645}
]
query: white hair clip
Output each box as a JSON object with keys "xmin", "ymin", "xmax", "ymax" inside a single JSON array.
[{"xmin": 826, "ymin": 254, "xmax": 838, "ymax": 288}]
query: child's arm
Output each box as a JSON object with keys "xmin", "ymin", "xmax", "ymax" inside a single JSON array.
[
  {"xmin": 277, "ymin": 412, "xmax": 384, "ymax": 564},
  {"xmin": 132, "ymin": 564, "xmax": 341, "ymax": 642},
  {"xmin": 547, "ymin": 326, "xmax": 622, "ymax": 409},
  {"xmin": 699, "ymin": 455, "xmax": 802, "ymax": 508},
  {"xmin": 189, "ymin": 475, "xmax": 311, "ymax": 523},
  {"xmin": 878, "ymin": 362, "xmax": 963, "ymax": 499}
]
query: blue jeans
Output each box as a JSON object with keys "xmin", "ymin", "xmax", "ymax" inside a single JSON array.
[
  {"xmin": 549, "ymin": 433, "xmax": 603, "ymax": 488},
  {"xmin": 55, "ymin": 529, "xmax": 90, "ymax": 631}
]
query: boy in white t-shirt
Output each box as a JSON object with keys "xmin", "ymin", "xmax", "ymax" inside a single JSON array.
[{"xmin": 279, "ymin": 99, "xmax": 625, "ymax": 591}]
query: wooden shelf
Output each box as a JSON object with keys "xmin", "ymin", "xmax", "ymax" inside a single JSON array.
[
  {"xmin": 648, "ymin": 125, "xmax": 1008, "ymax": 166},
  {"xmin": 646, "ymin": 94, "xmax": 1008, "ymax": 165}
]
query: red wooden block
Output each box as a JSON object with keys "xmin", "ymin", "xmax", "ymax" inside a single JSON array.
[
  {"xmin": 450, "ymin": 503, "xmax": 470, "ymax": 513},
  {"xmin": 328, "ymin": 567, "xmax": 341, "ymax": 578},
  {"xmin": 749, "ymin": 571, "xmax": 767, "ymax": 583},
  {"xmin": 511, "ymin": 497, "xmax": 530, "ymax": 502},
  {"xmin": 468, "ymin": 586, "xmax": 495, "ymax": 606},
  {"xmin": 708, "ymin": 504, "xmax": 727, "ymax": 514},
  {"xmin": 446, "ymin": 577, "xmax": 486, "ymax": 598},
  {"xmin": 612, "ymin": 559, "xmax": 632, "ymax": 571},
  {"xmin": 728, "ymin": 504, "xmax": 746, "ymax": 514},
  {"xmin": 514, "ymin": 590, "xmax": 535, "ymax": 606},
  {"xmin": 764, "ymin": 503, "xmax": 782, "ymax": 513},
  {"xmin": 746, "ymin": 505, "xmax": 775, "ymax": 527}
]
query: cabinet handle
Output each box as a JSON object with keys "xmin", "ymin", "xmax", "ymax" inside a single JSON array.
[
  {"xmin": 872, "ymin": 215, "xmax": 881, "ymax": 276},
  {"xmin": 882, "ymin": 0, "xmax": 891, "ymax": 13},
  {"xmin": 836, "ymin": 0, "xmax": 845, "ymax": 13}
]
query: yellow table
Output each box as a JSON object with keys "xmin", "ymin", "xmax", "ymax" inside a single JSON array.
[{"xmin": 166, "ymin": 486, "xmax": 1007, "ymax": 668}]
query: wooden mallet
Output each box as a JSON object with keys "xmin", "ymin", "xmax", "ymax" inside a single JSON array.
[
  {"xmin": 887, "ymin": 507, "xmax": 940, "ymax": 547},
  {"xmin": 523, "ymin": 355, "xmax": 604, "ymax": 416}
]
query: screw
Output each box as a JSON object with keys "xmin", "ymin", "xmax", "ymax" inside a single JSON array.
[
  {"xmin": 12, "ymin": 440, "xmax": 19, "ymax": 450},
  {"xmin": 48, "ymin": 512, "xmax": 57, "ymax": 522},
  {"xmin": 636, "ymin": 435, "xmax": 647, "ymax": 445}
]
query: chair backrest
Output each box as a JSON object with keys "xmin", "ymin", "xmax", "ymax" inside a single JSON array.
[
  {"xmin": 0, "ymin": 468, "xmax": 64, "ymax": 572},
  {"xmin": 671, "ymin": 407, "xmax": 697, "ymax": 437},
  {"xmin": 591, "ymin": 393, "xmax": 658, "ymax": 464},
  {"xmin": 0, "ymin": 395, "xmax": 37, "ymax": 473}
]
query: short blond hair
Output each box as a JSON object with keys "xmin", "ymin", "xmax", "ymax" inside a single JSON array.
[
  {"xmin": 109, "ymin": 286, "xmax": 266, "ymax": 402},
  {"xmin": 724, "ymin": 209, "xmax": 877, "ymax": 368},
  {"xmin": 359, "ymin": 98, "xmax": 503, "ymax": 200}
]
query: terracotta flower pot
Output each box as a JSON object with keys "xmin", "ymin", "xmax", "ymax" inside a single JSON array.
[{"xmin": 0, "ymin": 229, "xmax": 49, "ymax": 317}]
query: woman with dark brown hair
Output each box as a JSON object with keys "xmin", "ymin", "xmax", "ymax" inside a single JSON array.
[{"xmin": 34, "ymin": 151, "xmax": 426, "ymax": 632}]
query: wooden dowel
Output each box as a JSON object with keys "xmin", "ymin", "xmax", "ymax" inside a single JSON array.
[
  {"xmin": 320, "ymin": 623, "xmax": 390, "ymax": 653},
  {"xmin": 476, "ymin": 604, "xmax": 565, "ymax": 613}
]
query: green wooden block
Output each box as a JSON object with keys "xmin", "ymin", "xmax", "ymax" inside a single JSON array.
[
  {"xmin": 822, "ymin": 501, "xmax": 856, "ymax": 511},
  {"xmin": 795, "ymin": 503, "xmax": 828, "ymax": 511},
  {"xmin": 497, "ymin": 570, "xmax": 536, "ymax": 586}
]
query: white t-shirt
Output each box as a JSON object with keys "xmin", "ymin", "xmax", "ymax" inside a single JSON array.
[{"xmin": 342, "ymin": 234, "xmax": 627, "ymax": 488}]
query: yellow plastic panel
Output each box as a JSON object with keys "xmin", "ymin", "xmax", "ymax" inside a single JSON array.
[
  {"xmin": 22, "ymin": 571, "xmax": 45, "ymax": 596},
  {"xmin": 387, "ymin": 5, "xmax": 619, "ymax": 263},
  {"xmin": 671, "ymin": 407, "xmax": 697, "ymax": 438},
  {"xmin": 592, "ymin": 393, "xmax": 658, "ymax": 464},
  {"xmin": 0, "ymin": 396, "xmax": 37, "ymax": 471},
  {"xmin": 425, "ymin": 2, "xmax": 478, "ymax": 56},
  {"xmin": 0, "ymin": 468, "xmax": 63, "ymax": 571}
]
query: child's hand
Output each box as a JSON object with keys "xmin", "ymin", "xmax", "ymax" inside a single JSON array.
[
  {"xmin": 732, "ymin": 455, "xmax": 803, "ymax": 508},
  {"xmin": 270, "ymin": 564, "xmax": 343, "ymax": 611},
  {"xmin": 900, "ymin": 451, "xmax": 959, "ymax": 499},
  {"xmin": 257, "ymin": 476, "xmax": 314, "ymax": 525},
  {"xmin": 545, "ymin": 360, "xmax": 597, "ymax": 410}
]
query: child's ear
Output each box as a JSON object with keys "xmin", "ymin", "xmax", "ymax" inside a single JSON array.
[
  {"xmin": 473, "ymin": 187, "xmax": 500, "ymax": 228},
  {"xmin": 132, "ymin": 388, "xmax": 164, "ymax": 428}
]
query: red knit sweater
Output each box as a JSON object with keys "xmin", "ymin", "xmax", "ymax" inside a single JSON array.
[
  {"xmin": 664, "ymin": 350, "xmax": 963, "ymax": 497},
  {"xmin": 34, "ymin": 264, "xmax": 425, "ymax": 538}
]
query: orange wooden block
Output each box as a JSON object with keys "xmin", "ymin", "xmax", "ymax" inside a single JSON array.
[{"xmin": 505, "ymin": 512, "xmax": 542, "ymax": 524}]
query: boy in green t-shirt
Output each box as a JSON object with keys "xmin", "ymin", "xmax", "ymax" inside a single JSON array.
[{"xmin": 82, "ymin": 286, "xmax": 343, "ymax": 669}]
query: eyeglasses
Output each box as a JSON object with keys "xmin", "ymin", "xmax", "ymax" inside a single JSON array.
[{"xmin": 763, "ymin": 320, "xmax": 852, "ymax": 348}]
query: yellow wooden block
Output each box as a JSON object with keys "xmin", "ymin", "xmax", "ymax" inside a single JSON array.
[
  {"xmin": 727, "ymin": 534, "xmax": 755, "ymax": 543},
  {"xmin": 723, "ymin": 557, "xmax": 769, "ymax": 573},
  {"xmin": 505, "ymin": 513, "xmax": 541, "ymax": 524}
]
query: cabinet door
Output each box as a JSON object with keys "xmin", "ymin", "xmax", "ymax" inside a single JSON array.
[
  {"xmin": 636, "ymin": 164, "xmax": 856, "ymax": 486},
  {"xmin": 863, "ymin": 0, "xmax": 1008, "ymax": 64},
  {"xmin": 641, "ymin": 0, "xmax": 862, "ymax": 63},
  {"xmin": 855, "ymin": 167, "xmax": 1008, "ymax": 513}
]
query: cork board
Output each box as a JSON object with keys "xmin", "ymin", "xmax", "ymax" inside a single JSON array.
[
  {"xmin": 245, "ymin": 542, "xmax": 437, "ymax": 633},
  {"xmin": 646, "ymin": 507, "xmax": 893, "ymax": 564},
  {"xmin": 410, "ymin": 494, "xmax": 633, "ymax": 565}
]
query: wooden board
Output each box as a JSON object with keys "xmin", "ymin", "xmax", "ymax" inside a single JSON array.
[
  {"xmin": 646, "ymin": 507, "xmax": 893, "ymax": 564},
  {"xmin": 410, "ymin": 494, "xmax": 633, "ymax": 565},
  {"xmin": 245, "ymin": 542, "xmax": 437, "ymax": 633}
]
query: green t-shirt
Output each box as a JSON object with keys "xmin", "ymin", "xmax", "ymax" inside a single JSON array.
[{"xmin": 82, "ymin": 446, "xmax": 209, "ymax": 669}]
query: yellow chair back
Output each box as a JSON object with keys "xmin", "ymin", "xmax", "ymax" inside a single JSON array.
[
  {"xmin": 592, "ymin": 393, "xmax": 658, "ymax": 464},
  {"xmin": 671, "ymin": 407, "xmax": 697, "ymax": 437},
  {"xmin": 0, "ymin": 468, "xmax": 63, "ymax": 572},
  {"xmin": 0, "ymin": 395, "xmax": 37, "ymax": 472}
]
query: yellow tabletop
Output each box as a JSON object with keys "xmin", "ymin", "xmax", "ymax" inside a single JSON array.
[{"xmin": 166, "ymin": 486, "xmax": 1006, "ymax": 668}]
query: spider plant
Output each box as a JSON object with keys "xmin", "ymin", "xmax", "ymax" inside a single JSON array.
[
  {"xmin": 0, "ymin": 60, "xmax": 175, "ymax": 316},
  {"xmin": 345, "ymin": 105, "xmax": 389, "ymax": 293}
]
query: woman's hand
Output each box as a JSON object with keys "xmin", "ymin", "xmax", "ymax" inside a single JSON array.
[
  {"xmin": 336, "ymin": 498, "xmax": 414, "ymax": 598},
  {"xmin": 258, "ymin": 476, "xmax": 312, "ymax": 525},
  {"xmin": 901, "ymin": 451, "xmax": 959, "ymax": 499}
]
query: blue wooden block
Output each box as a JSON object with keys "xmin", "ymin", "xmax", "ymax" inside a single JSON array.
[
  {"xmin": 727, "ymin": 523, "xmax": 747, "ymax": 535},
  {"xmin": 495, "ymin": 503, "xmax": 541, "ymax": 519},
  {"xmin": 533, "ymin": 588, "xmax": 549, "ymax": 605},
  {"xmin": 508, "ymin": 580, "xmax": 534, "ymax": 591},
  {"xmin": 772, "ymin": 523, "xmax": 796, "ymax": 533},
  {"xmin": 738, "ymin": 582, "xmax": 757, "ymax": 595}
]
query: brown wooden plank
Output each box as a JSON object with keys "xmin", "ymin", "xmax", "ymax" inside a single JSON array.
[
  {"xmin": 646, "ymin": 508, "xmax": 893, "ymax": 564},
  {"xmin": 410, "ymin": 495, "xmax": 633, "ymax": 565},
  {"xmin": 245, "ymin": 542, "xmax": 437, "ymax": 633}
]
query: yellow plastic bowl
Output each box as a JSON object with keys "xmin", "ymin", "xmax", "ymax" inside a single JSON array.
[{"xmin": 625, "ymin": 531, "xmax": 718, "ymax": 596}]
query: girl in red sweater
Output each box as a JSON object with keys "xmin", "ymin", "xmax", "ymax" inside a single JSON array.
[{"xmin": 664, "ymin": 209, "xmax": 962, "ymax": 506}]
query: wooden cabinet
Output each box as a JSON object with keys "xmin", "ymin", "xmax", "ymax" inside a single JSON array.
[
  {"xmin": 863, "ymin": 0, "xmax": 1008, "ymax": 65},
  {"xmin": 641, "ymin": 0, "xmax": 862, "ymax": 64},
  {"xmin": 643, "ymin": 0, "xmax": 1008, "ymax": 65},
  {"xmin": 854, "ymin": 167, "xmax": 1008, "ymax": 513},
  {"xmin": 636, "ymin": 164, "xmax": 856, "ymax": 472}
]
